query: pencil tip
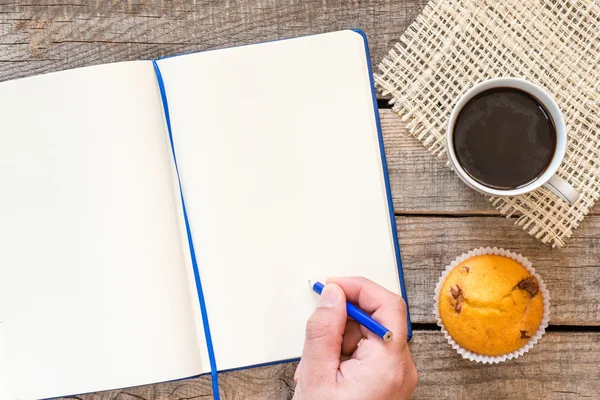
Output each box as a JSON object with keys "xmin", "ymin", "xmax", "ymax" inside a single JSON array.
[{"xmin": 308, "ymin": 280, "xmax": 316, "ymax": 288}]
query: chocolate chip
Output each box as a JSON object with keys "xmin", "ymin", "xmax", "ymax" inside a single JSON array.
[
  {"xmin": 520, "ymin": 330, "xmax": 530, "ymax": 339},
  {"xmin": 461, "ymin": 266, "xmax": 470, "ymax": 273},
  {"xmin": 517, "ymin": 277, "xmax": 539, "ymax": 297},
  {"xmin": 450, "ymin": 286, "xmax": 462, "ymax": 299},
  {"xmin": 450, "ymin": 285, "xmax": 464, "ymax": 313}
]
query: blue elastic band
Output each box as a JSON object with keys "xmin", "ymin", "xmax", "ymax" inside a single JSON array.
[{"xmin": 152, "ymin": 60, "xmax": 221, "ymax": 400}]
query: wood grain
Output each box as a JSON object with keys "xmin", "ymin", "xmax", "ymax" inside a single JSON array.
[
  {"xmin": 0, "ymin": 0, "xmax": 426, "ymax": 84},
  {"xmin": 398, "ymin": 215, "xmax": 600, "ymax": 326},
  {"xmin": 381, "ymin": 110, "xmax": 498, "ymax": 214},
  {"xmin": 379, "ymin": 110, "xmax": 600, "ymax": 215},
  {"xmin": 1, "ymin": 1, "xmax": 598, "ymax": 399},
  {"xmin": 70, "ymin": 331, "xmax": 600, "ymax": 400},
  {"xmin": 412, "ymin": 331, "xmax": 600, "ymax": 400}
]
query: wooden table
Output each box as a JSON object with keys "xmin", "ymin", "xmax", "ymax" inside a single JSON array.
[{"xmin": 1, "ymin": 1, "xmax": 598, "ymax": 399}]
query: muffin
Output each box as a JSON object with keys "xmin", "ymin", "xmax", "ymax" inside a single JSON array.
[{"xmin": 435, "ymin": 247, "xmax": 549, "ymax": 362}]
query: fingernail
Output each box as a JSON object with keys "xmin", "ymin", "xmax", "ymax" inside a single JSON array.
[
  {"xmin": 294, "ymin": 360, "xmax": 302, "ymax": 382},
  {"xmin": 319, "ymin": 284, "xmax": 339, "ymax": 307}
]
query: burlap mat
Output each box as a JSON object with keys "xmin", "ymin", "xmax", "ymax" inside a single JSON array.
[{"xmin": 376, "ymin": 0, "xmax": 600, "ymax": 248}]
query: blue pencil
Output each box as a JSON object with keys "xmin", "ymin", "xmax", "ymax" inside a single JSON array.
[{"xmin": 309, "ymin": 281, "xmax": 393, "ymax": 342}]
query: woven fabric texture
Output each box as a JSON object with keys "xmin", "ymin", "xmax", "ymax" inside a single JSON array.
[{"xmin": 376, "ymin": 0, "xmax": 600, "ymax": 247}]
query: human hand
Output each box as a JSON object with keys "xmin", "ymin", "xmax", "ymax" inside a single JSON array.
[{"xmin": 293, "ymin": 277, "xmax": 417, "ymax": 400}]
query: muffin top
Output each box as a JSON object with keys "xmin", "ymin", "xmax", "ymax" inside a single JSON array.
[{"xmin": 439, "ymin": 254, "xmax": 544, "ymax": 356}]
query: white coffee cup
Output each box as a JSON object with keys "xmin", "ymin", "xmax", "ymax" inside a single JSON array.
[{"xmin": 446, "ymin": 77, "xmax": 579, "ymax": 205}]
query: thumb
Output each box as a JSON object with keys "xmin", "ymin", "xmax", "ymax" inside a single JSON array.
[{"xmin": 299, "ymin": 283, "xmax": 347, "ymax": 386}]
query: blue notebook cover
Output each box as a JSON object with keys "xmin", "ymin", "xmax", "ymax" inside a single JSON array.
[{"xmin": 151, "ymin": 29, "xmax": 411, "ymax": 400}]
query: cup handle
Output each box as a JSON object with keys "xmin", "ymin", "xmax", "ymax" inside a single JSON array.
[{"xmin": 543, "ymin": 174, "xmax": 579, "ymax": 205}]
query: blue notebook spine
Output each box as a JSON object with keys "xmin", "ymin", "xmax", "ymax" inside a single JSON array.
[{"xmin": 351, "ymin": 28, "xmax": 412, "ymax": 341}]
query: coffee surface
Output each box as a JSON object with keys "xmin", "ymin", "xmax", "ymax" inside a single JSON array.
[{"xmin": 453, "ymin": 88, "xmax": 556, "ymax": 189}]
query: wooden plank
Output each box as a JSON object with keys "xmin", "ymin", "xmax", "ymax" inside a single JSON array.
[
  {"xmin": 380, "ymin": 110, "xmax": 600, "ymax": 215},
  {"xmin": 411, "ymin": 331, "xmax": 600, "ymax": 399},
  {"xmin": 0, "ymin": 0, "xmax": 426, "ymax": 84},
  {"xmin": 380, "ymin": 110, "xmax": 496, "ymax": 214},
  {"xmin": 2, "ymin": 3, "xmax": 597, "ymax": 399},
  {"xmin": 398, "ymin": 215, "xmax": 600, "ymax": 326},
  {"xmin": 70, "ymin": 331, "xmax": 600, "ymax": 400}
]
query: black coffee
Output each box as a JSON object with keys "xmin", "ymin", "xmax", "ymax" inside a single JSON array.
[{"xmin": 453, "ymin": 88, "xmax": 556, "ymax": 189}]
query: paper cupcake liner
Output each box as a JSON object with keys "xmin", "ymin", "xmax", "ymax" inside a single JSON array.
[{"xmin": 434, "ymin": 247, "xmax": 550, "ymax": 364}]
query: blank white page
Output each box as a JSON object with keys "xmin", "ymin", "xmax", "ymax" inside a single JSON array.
[
  {"xmin": 157, "ymin": 30, "xmax": 402, "ymax": 371},
  {"xmin": 0, "ymin": 61, "xmax": 204, "ymax": 399}
]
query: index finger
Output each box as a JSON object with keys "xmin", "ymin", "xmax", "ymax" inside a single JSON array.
[{"xmin": 327, "ymin": 277, "xmax": 408, "ymax": 342}]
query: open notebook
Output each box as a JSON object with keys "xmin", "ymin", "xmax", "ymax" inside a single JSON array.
[{"xmin": 0, "ymin": 30, "xmax": 410, "ymax": 400}]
